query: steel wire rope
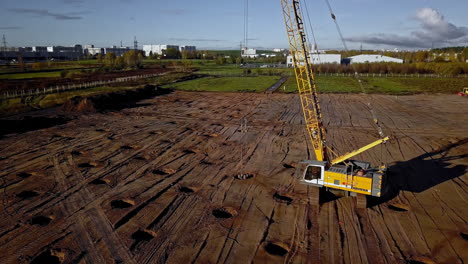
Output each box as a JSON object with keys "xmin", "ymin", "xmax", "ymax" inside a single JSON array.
[{"xmin": 323, "ymin": 0, "xmax": 387, "ymax": 140}]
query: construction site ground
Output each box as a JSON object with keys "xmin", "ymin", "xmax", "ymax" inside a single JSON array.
[{"xmin": 0, "ymin": 91, "xmax": 467, "ymax": 264}]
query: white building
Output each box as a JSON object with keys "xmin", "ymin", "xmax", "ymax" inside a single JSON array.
[
  {"xmin": 287, "ymin": 53, "xmax": 341, "ymax": 67},
  {"xmin": 273, "ymin": 48, "xmax": 286, "ymax": 52},
  {"xmin": 143, "ymin": 44, "xmax": 180, "ymax": 56},
  {"xmin": 241, "ymin": 48, "xmax": 259, "ymax": 58},
  {"xmin": 346, "ymin": 54, "xmax": 403, "ymax": 64}
]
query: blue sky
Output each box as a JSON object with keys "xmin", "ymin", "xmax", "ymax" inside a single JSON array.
[{"xmin": 1, "ymin": 0, "xmax": 467, "ymax": 50}]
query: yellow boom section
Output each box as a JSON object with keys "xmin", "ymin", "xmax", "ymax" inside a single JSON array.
[
  {"xmin": 331, "ymin": 136, "xmax": 390, "ymax": 165},
  {"xmin": 280, "ymin": 0, "xmax": 327, "ymax": 161}
]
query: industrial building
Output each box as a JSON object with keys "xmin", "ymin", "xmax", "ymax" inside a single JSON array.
[
  {"xmin": 103, "ymin": 46, "xmax": 131, "ymax": 57},
  {"xmin": 83, "ymin": 45, "xmax": 131, "ymax": 57},
  {"xmin": 241, "ymin": 48, "xmax": 259, "ymax": 58},
  {"xmin": 143, "ymin": 44, "xmax": 181, "ymax": 56},
  {"xmin": 345, "ymin": 54, "xmax": 403, "ymax": 64},
  {"xmin": 287, "ymin": 53, "xmax": 341, "ymax": 67}
]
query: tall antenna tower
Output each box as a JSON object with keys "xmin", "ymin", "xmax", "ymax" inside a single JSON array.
[
  {"xmin": 243, "ymin": 0, "xmax": 249, "ymax": 49},
  {"xmin": 134, "ymin": 36, "xmax": 138, "ymax": 50},
  {"xmin": 2, "ymin": 34, "xmax": 7, "ymax": 62}
]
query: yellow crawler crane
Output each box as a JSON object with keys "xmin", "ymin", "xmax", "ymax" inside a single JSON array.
[{"xmin": 280, "ymin": 0, "xmax": 389, "ymax": 206}]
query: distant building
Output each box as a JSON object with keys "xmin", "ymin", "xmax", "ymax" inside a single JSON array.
[
  {"xmin": 143, "ymin": 44, "xmax": 180, "ymax": 56},
  {"xmin": 241, "ymin": 48, "xmax": 258, "ymax": 58},
  {"xmin": 345, "ymin": 54, "xmax": 403, "ymax": 64},
  {"xmin": 103, "ymin": 46, "xmax": 130, "ymax": 57},
  {"xmin": 85, "ymin": 47, "xmax": 104, "ymax": 56},
  {"xmin": 179, "ymin": 45, "xmax": 196, "ymax": 52},
  {"xmin": 31, "ymin": 46, "xmax": 48, "ymax": 52},
  {"xmin": 273, "ymin": 48, "xmax": 286, "ymax": 52},
  {"xmin": 287, "ymin": 53, "xmax": 341, "ymax": 67}
]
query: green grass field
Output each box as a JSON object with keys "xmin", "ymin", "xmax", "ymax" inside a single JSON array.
[
  {"xmin": 163, "ymin": 76, "xmax": 281, "ymax": 92},
  {"xmin": 280, "ymin": 76, "xmax": 468, "ymax": 94}
]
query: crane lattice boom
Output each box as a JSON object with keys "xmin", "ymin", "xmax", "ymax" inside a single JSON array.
[{"xmin": 280, "ymin": 0, "xmax": 328, "ymax": 162}]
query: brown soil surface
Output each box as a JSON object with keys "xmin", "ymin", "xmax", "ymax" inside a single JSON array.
[{"xmin": 0, "ymin": 92, "xmax": 467, "ymax": 264}]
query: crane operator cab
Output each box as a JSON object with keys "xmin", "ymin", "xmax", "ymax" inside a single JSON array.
[{"xmin": 296, "ymin": 160, "xmax": 386, "ymax": 198}]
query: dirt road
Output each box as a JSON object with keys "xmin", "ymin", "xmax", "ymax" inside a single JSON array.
[{"xmin": 0, "ymin": 91, "xmax": 466, "ymax": 264}]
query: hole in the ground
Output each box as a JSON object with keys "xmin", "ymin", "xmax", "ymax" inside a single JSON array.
[
  {"xmin": 17, "ymin": 172, "xmax": 33, "ymax": 179},
  {"xmin": 132, "ymin": 229, "xmax": 156, "ymax": 242},
  {"xmin": 460, "ymin": 231, "xmax": 468, "ymax": 241},
  {"xmin": 17, "ymin": 190, "xmax": 39, "ymax": 199},
  {"xmin": 90, "ymin": 178, "xmax": 110, "ymax": 185},
  {"xmin": 152, "ymin": 168, "xmax": 177, "ymax": 175},
  {"xmin": 134, "ymin": 155, "xmax": 148, "ymax": 161},
  {"xmin": 183, "ymin": 149, "xmax": 196, "ymax": 154},
  {"xmin": 407, "ymin": 256, "xmax": 436, "ymax": 264},
  {"xmin": 78, "ymin": 162, "xmax": 97, "ymax": 168},
  {"xmin": 273, "ymin": 192, "xmax": 294, "ymax": 205},
  {"xmin": 200, "ymin": 160, "xmax": 213, "ymax": 165},
  {"xmin": 283, "ymin": 163, "xmax": 296, "ymax": 169},
  {"xmin": 111, "ymin": 199, "xmax": 135, "ymax": 209},
  {"xmin": 29, "ymin": 215, "xmax": 53, "ymax": 226},
  {"xmin": 71, "ymin": 150, "xmax": 83, "ymax": 156},
  {"xmin": 121, "ymin": 145, "xmax": 134, "ymax": 150},
  {"xmin": 388, "ymin": 203, "xmax": 409, "ymax": 212},
  {"xmin": 234, "ymin": 173, "xmax": 254, "ymax": 180},
  {"xmin": 265, "ymin": 242, "xmax": 290, "ymax": 257},
  {"xmin": 31, "ymin": 249, "xmax": 65, "ymax": 264},
  {"xmin": 95, "ymin": 128, "xmax": 106, "ymax": 132},
  {"xmin": 212, "ymin": 207, "xmax": 238, "ymax": 219},
  {"xmin": 179, "ymin": 186, "xmax": 195, "ymax": 193}
]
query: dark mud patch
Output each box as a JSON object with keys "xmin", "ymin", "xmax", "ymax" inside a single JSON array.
[
  {"xmin": 265, "ymin": 242, "xmax": 290, "ymax": 257},
  {"xmin": 111, "ymin": 199, "xmax": 135, "ymax": 209},
  {"xmin": 31, "ymin": 249, "xmax": 65, "ymax": 264},
  {"xmin": 212, "ymin": 207, "xmax": 238, "ymax": 219},
  {"xmin": 16, "ymin": 190, "xmax": 40, "ymax": 199},
  {"xmin": 273, "ymin": 192, "xmax": 294, "ymax": 205},
  {"xmin": 29, "ymin": 215, "xmax": 53, "ymax": 226}
]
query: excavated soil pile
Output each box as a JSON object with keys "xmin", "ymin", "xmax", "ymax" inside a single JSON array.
[
  {"xmin": 0, "ymin": 92, "xmax": 466, "ymax": 264},
  {"xmin": 62, "ymin": 84, "xmax": 172, "ymax": 112}
]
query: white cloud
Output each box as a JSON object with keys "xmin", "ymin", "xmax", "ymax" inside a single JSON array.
[{"xmin": 346, "ymin": 8, "xmax": 468, "ymax": 48}]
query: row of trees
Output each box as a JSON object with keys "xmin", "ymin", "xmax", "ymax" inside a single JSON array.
[{"xmin": 97, "ymin": 50, "xmax": 144, "ymax": 70}]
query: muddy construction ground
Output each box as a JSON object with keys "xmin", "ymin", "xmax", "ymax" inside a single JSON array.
[{"xmin": 0, "ymin": 91, "xmax": 467, "ymax": 264}]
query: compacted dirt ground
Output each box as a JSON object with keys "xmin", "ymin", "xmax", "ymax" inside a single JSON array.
[{"xmin": 0, "ymin": 91, "xmax": 467, "ymax": 264}]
